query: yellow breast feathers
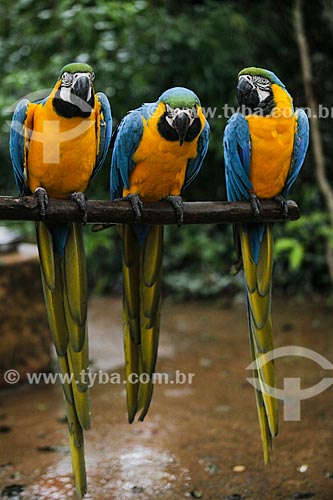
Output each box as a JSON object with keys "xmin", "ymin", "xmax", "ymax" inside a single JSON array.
[
  {"xmin": 24, "ymin": 83, "xmax": 100, "ymax": 199},
  {"xmin": 123, "ymin": 102, "xmax": 205, "ymax": 201},
  {"xmin": 246, "ymin": 84, "xmax": 296, "ymax": 198}
]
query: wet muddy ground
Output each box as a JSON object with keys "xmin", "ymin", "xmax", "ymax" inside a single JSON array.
[{"xmin": 0, "ymin": 296, "xmax": 332, "ymax": 500}]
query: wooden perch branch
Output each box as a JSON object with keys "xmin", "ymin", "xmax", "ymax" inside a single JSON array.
[{"xmin": 0, "ymin": 195, "xmax": 300, "ymax": 225}]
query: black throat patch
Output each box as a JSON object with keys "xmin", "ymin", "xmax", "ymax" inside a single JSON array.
[
  {"xmin": 52, "ymin": 89, "xmax": 94, "ymax": 118},
  {"xmin": 241, "ymin": 89, "xmax": 275, "ymax": 117},
  {"xmin": 157, "ymin": 113, "xmax": 202, "ymax": 142}
]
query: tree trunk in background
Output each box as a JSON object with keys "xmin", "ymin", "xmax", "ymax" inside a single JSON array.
[{"xmin": 293, "ymin": 0, "xmax": 333, "ymax": 291}]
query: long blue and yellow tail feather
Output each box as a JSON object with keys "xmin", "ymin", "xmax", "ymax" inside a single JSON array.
[
  {"xmin": 240, "ymin": 224, "xmax": 277, "ymax": 463},
  {"xmin": 122, "ymin": 224, "xmax": 163, "ymax": 422},
  {"xmin": 37, "ymin": 221, "xmax": 89, "ymax": 497}
]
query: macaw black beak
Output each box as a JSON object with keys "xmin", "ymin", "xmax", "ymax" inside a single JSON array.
[
  {"xmin": 72, "ymin": 75, "xmax": 90, "ymax": 101},
  {"xmin": 237, "ymin": 77, "xmax": 259, "ymax": 109},
  {"xmin": 174, "ymin": 112, "xmax": 190, "ymax": 146}
]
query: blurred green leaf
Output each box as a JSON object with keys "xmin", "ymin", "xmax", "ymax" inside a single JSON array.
[{"xmin": 275, "ymin": 238, "xmax": 304, "ymax": 271}]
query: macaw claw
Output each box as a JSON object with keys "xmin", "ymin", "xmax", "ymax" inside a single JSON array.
[
  {"xmin": 165, "ymin": 195, "xmax": 184, "ymax": 226},
  {"xmin": 128, "ymin": 193, "xmax": 144, "ymax": 221},
  {"xmin": 34, "ymin": 187, "xmax": 49, "ymax": 218},
  {"xmin": 115, "ymin": 193, "xmax": 143, "ymax": 221},
  {"xmin": 274, "ymin": 194, "xmax": 289, "ymax": 218},
  {"xmin": 71, "ymin": 191, "xmax": 88, "ymax": 223},
  {"xmin": 249, "ymin": 193, "xmax": 261, "ymax": 218}
]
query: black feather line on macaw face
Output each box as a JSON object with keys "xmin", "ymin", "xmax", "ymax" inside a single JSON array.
[
  {"xmin": 157, "ymin": 105, "xmax": 201, "ymax": 144},
  {"xmin": 237, "ymin": 74, "xmax": 275, "ymax": 116},
  {"xmin": 52, "ymin": 71, "xmax": 95, "ymax": 118}
]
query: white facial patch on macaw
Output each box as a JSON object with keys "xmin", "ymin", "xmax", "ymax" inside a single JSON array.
[
  {"xmin": 60, "ymin": 72, "xmax": 93, "ymax": 104},
  {"xmin": 59, "ymin": 86, "xmax": 72, "ymax": 103},
  {"xmin": 165, "ymin": 104, "xmax": 197, "ymax": 128},
  {"xmin": 257, "ymin": 88, "xmax": 271, "ymax": 102},
  {"xmin": 253, "ymin": 76, "xmax": 271, "ymax": 102}
]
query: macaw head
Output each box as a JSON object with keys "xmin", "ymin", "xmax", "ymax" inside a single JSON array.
[
  {"xmin": 157, "ymin": 87, "xmax": 202, "ymax": 145},
  {"xmin": 53, "ymin": 62, "xmax": 95, "ymax": 118},
  {"xmin": 236, "ymin": 67, "xmax": 287, "ymax": 115}
]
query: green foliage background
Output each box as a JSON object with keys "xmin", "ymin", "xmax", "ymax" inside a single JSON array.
[{"xmin": 0, "ymin": 0, "xmax": 332, "ymax": 297}]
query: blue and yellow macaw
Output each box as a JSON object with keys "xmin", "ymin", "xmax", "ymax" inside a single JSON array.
[
  {"xmin": 111, "ymin": 87, "xmax": 210, "ymax": 422},
  {"xmin": 223, "ymin": 67, "xmax": 309, "ymax": 463},
  {"xmin": 9, "ymin": 62, "xmax": 112, "ymax": 497}
]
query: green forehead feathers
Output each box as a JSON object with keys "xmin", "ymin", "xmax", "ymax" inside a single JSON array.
[
  {"xmin": 238, "ymin": 67, "xmax": 285, "ymax": 88},
  {"xmin": 59, "ymin": 62, "xmax": 94, "ymax": 77},
  {"xmin": 158, "ymin": 87, "xmax": 200, "ymax": 108}
]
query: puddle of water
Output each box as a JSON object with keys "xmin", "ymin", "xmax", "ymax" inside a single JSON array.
[
  {"xmin": 118, "ymin": 444, "xmax": 176, "ymax": 487},
  {"xmin": 16, "ymin": 443, "xmax": 183, "ymax": 500}
]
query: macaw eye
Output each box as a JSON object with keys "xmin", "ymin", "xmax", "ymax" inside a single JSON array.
[
  {"xmin": 257, "ymin": 77, "xmax": 270, "ymax": 85},
  {"xmin": 90, "ymin": 72, "xmax": 95, "ymax": 81},
  {"xmin": 61, "ymin": 72, "xmax": 73, "ymax": 84}
]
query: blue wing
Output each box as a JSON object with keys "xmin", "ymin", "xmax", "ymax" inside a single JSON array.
[
  {"xmin": 283, "ymin": 108, "xmax": 309, "ymax": 197},
  {"xmin": 183, "ymin": 119, "xmax": 210, "ymax": 190},
  {"xmin": 223, "ymin": 112, "xmax": 266, "ymax": 264},
  {"xmin": 9, "ymin": 99, "xmax": 30, "ymax": 195},
  {"xmin": 223, "ymin": 112, "xmax": 253, "ymax": 202},
  {"xmin": 92, "ymin": 92, "xmax": 112, "ymax": 179},
  {"xmin": 110, "ymin": 107, "xmax": 146, "ymax": 200}
]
